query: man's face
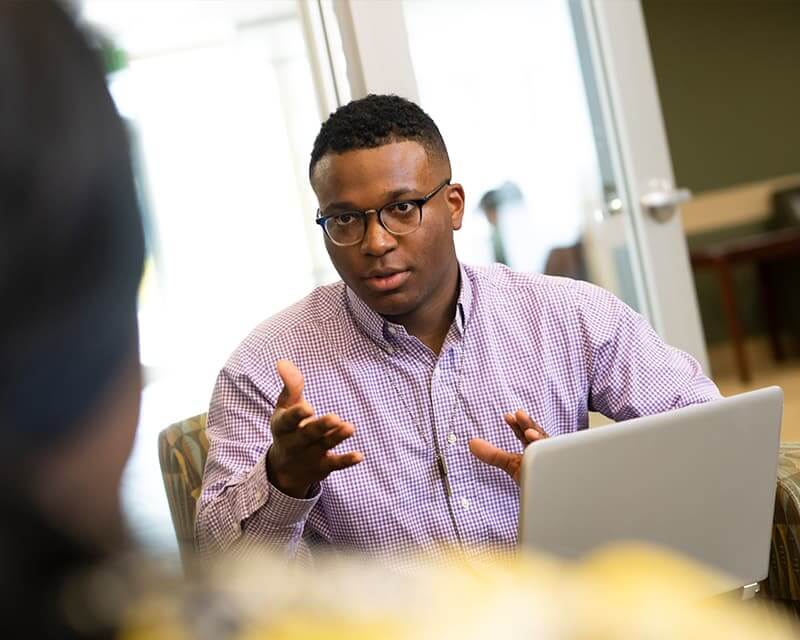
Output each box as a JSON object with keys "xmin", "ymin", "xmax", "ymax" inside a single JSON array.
[{"xmin": 311, "ymin": 140, "xmax": 464, "ymax": 321}]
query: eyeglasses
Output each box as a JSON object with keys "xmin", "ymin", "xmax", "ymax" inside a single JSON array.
[{"xmin": 315, "ymin": 178, "xmax": 451, "ymax": 247}]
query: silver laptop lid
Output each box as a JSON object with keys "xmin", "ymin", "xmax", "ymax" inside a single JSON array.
[{"xmin": 518, "ymin": 387, "xmax": 783, "ymax": 593}]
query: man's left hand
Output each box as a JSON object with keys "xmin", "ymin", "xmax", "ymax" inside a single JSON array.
[{"xmin": 469, "ymin": 410, "xmax": 548, "ymax": 485}]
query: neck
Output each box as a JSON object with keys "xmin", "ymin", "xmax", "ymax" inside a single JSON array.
[{"xmin": 389, "ymin": 260, "xmax": 460, "ymax": 354}]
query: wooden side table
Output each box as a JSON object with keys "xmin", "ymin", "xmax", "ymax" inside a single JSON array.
[{"xmin": 690, "ymin": 228, "xmax": 800, "ymax": 382}]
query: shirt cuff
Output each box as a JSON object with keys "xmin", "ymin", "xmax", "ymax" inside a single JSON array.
[
  {"xmin": 229, "ymin": 452, "xmax": 321, "ymax": 528},
  {"xmin": 262, "ymin": 478, "xmax": 321, "ymax": 526}
]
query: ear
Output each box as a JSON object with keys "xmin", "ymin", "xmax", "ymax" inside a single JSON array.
[{"xmin": 446, "ymin": 183, "xmax": 465, "ymax": 231}]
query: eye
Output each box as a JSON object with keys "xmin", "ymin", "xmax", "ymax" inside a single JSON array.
[
  {"xmin": 333, "ymin": 213, "xmax": 358, "ymax": 226},
  {"xmin": 386, "ymin": 201, "xmax": 415, "ymax": 216}
]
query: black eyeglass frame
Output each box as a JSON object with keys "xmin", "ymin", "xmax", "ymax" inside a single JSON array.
[{"xmin": 315, "ymin": 178, "xmax": 451, "ymax": 247}]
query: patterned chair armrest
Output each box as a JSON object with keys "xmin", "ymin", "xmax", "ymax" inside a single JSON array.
[
  {"xmin": 762, "ymin": 443, "xmax": 800, "ymax": 617},
  {"xmin": 157, "ymin": 414, "xmax": 209, "ymax": 568}
]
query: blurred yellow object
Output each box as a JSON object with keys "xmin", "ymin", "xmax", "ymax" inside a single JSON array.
[
  {"xmin": 121, "ymin": 544, "xmax": 798, "ymax": 640},
  {"xmin": 245, "ymin": 617, "xmax": 410, "ymax": 640}
]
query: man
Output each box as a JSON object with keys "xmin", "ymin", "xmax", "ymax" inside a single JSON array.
[
  {"xmin": 478, "ymin": 186, "xmax": 508, "ymax": 266},
  {"xmin": 0, "ymin": 1, "xmax": 145, "ymax": 636},
  {"xmin": 478, "ymin": 181, "xmax": 523, "ymax": 266},
  {"xmin": 196, "ymin": 95, "xmax": 719, "ymax": 562}
]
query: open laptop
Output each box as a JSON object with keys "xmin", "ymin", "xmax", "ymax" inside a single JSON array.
[{"xmin": 518, "ymin": 387, "xmax": 783, "ymax": 599}]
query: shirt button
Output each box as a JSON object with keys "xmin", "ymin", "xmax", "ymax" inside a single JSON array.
[
  {"xmin": 386, "ymin": 346, "xmax": 395, "ymax": 355},
  {"xmin": 460, "ymin": 497, "xmax": 471, "ymax": 510},
  {"xmin": 387, "ymin": 326, "xmax": 396, "ymax": 335},
  {"xmin": 447, "ymin": 433, "xmax": 457, "ymax": 445}
]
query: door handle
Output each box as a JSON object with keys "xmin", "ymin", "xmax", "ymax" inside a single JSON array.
[{"xmin": 641, "ymin": 183, "xmax": 691, "ymax": 223}]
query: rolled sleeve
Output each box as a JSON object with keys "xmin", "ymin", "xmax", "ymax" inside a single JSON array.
[{"xmin": 261, "ymin": 477, "xmax": 321, "ymax": 526}]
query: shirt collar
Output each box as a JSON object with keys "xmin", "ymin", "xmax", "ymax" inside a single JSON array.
[
  {"xmin": 345, "ymin": 262, "xmax": 473, "ymax": 350},
  {"xmin": 455, "ymin": 262, "xmax": 473, "ymax": 334}
]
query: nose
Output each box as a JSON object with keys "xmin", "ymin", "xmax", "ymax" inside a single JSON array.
[{"xmin": 360, "ymin": 211, "xmax": 397, "ymax": 257}]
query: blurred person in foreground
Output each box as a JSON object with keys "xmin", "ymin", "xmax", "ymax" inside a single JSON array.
[
  {"xmin": 0, "ymin": 1, "xmax": 144, "ymax": 636},
  {"xmin": 196, "ymin": 94, "xmax": 721, "ymax": 564}
]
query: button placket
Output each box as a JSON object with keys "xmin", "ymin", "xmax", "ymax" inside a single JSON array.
[{"xmin": 428, "ymin": 334, "xmax": 471, "ymax": 547}]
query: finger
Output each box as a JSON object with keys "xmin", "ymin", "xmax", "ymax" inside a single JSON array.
[
  {"xmin": 523, "ymin": 428, "xmax": 547, "ymax": 443},
  {"xmin": 504, "ymin": 413, "xmax": 527, "ymax": 444},
  {"xmin": 297, "ymin": 413, "xmax": 346, "ymax": 440},
  {"xmin": 321, "ymin": 450, "xmax": 364, "ymax": 474},
  {"xmin": 272, "ymin": 402, "xmax": 314, "ymax": 435},
  {"xmin": 317, "ymin": 422, "xmax": 356, "ymax": 450},
  {"xmin": 276, "ymin": 360, "xmax": 305, "ymax": 408},
  {"xmin": 468, "ymin": 438, "xmax": 521, "ymax": 478},
  {"xmin": 515, "ymin": 410, "xmax": 547, "ymax": 438}
]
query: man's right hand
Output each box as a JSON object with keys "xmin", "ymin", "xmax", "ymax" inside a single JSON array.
[{"xmin": 266, "ymin": 360, "xmax": 364, "ymax": 498}]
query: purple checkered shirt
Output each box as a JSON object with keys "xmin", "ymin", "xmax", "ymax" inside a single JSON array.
[{"xmin": 196, "ymin": 264, "xmax": 720, "ymax": 562}]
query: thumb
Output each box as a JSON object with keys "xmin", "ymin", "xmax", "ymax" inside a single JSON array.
[
  {"xmin": 469, "ymin": 438, "xmax": 518, "ymax": 478},
  {"xmin": 276, "ymin": 359, "xmax": 304, "ymax": 408}
]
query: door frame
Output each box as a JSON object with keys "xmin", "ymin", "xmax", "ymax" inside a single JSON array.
[
  {"xmin": 323, "ymin": 0, "xmax": 710, "ymax": 371},
  {"xmin": 585, "ymin": 0, "xmax": 709, "ymax": 370}
]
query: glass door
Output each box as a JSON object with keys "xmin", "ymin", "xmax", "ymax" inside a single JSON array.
[{"xmin": 333, "ymin": 0, "xmax": 709, "ymax": 371}]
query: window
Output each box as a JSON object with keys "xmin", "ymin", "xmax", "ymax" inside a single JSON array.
[
  {"xmin": 402, "ymin": 0, "xmax": 640, "ymax": 308},
  {"xmin": 82, "ymin": 0, "xmax": 340, "ymax": 551}
]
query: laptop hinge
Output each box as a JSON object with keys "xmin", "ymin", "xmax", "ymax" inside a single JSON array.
[{"xmin": 741, "ymin": 582, "xmax": 760, "ymax": 600}]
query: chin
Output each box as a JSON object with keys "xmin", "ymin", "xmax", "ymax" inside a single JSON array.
[{"xmin": 360, "ymin": 289, "xmax": 417, "ymax": 319}]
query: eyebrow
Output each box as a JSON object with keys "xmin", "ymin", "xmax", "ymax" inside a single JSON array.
[{"xmin": 322, "ymin": 186, "xmax": 420, "ymax": 212}]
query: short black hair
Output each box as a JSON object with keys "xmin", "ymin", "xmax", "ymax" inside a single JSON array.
[{"xmin": 309, "ymin": 94, "xmax": 450, "ymax": 180}]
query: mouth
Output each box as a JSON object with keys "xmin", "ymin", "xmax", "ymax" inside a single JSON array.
[{"xmin": 362, "ymin": 268, "xmax": 411, "ymax": 293}]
